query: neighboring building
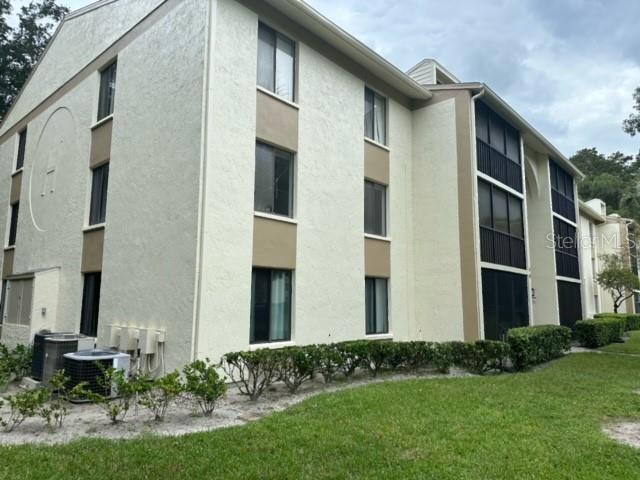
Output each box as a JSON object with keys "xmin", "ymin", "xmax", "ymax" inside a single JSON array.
[
  {"xmin": 579, "ymin": 198, "xmax": 640, "ymax": 317},
  {"xmin": 0, "ymin": 0, "xmax": 585, "ymax": 372},
  {"xmin": 579, "ymin": 199, "xmax": 606, "ymax": 319}
]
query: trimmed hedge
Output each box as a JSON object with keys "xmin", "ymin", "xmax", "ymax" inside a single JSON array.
[
  {"xmin": 576, "ymin": 317, "xmax": 626, "ymax": 348},
  {"xmin": 506, "ymin": 325, "xmax": 572, "ymax": 371},
  {"xmin": 594, "ymin": 313, "xmax": 640, "ymax": 332}
]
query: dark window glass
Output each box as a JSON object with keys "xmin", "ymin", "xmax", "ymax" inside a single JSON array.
[
  {"xmin": 364, "ymin": 87, "xmax": 387, "ymax": 145},
  {"xmin": 475, "ymin": 104, "xmax": 489, "ymax": 144},
  {"xmin": 257, "ymin": 23, "xmax": 295, "ymax": 102},
  {"xmin": 553, "ymin": 217, "xmax": 580, "ymax": 278},
  {"xmin": 80, "ymin": 272, "xmax": 102, "ymax": 337},
  {"xmin": 16, "ymin": 128, "xmax": 27, "ymax": 170},
  {"xmin": 478, "ymin": 180, "xmax": 525, "ymax": 269},
  {"xmin": 557, "ymin": 280, "xmax": 583, "ymax": 330},
  {"xmin": 476, "ymin": 101, "xmax": 522, "ymax": 191},
  {"xmin": 250, "ymin": 268, "xmax": 291, "ymax": 344},
  {"xmin": 489, "ymin": 117, "xmax": 505, "ymax": 154},
  {"xmin": 365, "ymin": 277, "xmax": 388, "ymax": 334},
  {"xmin": 98, "ymin": 62, "xmax": 117, "ymax": 120},
  {"xmin": 493, "ymin": 188, "xmax": 509, "ymax": 233},
  {"xmin": 364, "ymin": 180, "xmax": 387, "ymax": 236},
  {"xmin": 550, "ymin": 160, "xmax": 576, "ymax": 221},
  {"xmin": 505, "ymin": 127, "xmax": 520, "ymax": 163},
  {"xmin": 478, "ymin": 180, "xmax": 492, "ymax": 227},
  {"xmin": 482, "ymin": 269, "xmax": 529, "ymax": 340},
  {"xmin": 89, "ymin": 164, "xmax": 109, "ymax": 225},
  {"xmin": 508, "ymin": 195, "xmax": 524, "ymax": 238},
  {"xmin": 8, "ymin": 202, "xmax": 19, "ymax": 247},
  {"xmin": 254, "ymin": 142, "xmax": 294, "ymax": 217}
]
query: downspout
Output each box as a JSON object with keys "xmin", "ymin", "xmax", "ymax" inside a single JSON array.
[{"xmin": 469, "ymin": 86, "xmax": 485, "ymax": 339}]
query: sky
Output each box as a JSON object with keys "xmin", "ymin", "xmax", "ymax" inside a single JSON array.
[{"xmin": 11, "ymin": 0, "xmax": 640, "ymax": 158}]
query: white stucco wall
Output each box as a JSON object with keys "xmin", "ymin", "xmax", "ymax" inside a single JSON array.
[
  {"xmin": 526, "ymin": 150, "xmax": 559, "ymax": 325},
  {"xmin": 196, "ymin": 0, "xmax": 258, "ymax": 361},
  {"xmin": 196, "ymin": 0, "xmax": 416, "ymax": 361},
  {"xmin": 0, "ymin": 0, "xmax": 164, "ymax": 136},
  {"xmin": 579, "ymin": 212, "xmax": 600, "ymax": 318},
  {"xmin": 98, "ymin": 0, "xmax": 207, "ymax": 371},
  {"xmin": 598, "ymin": 220, "xmax": 630, "ymax": 314},
  {"xmin": 388, "ymin": 101, "xmax": 415, "ymax": 341},
  {"xmin": 411, "ymin": 99, "xmax": 465, "ymax": 341}
]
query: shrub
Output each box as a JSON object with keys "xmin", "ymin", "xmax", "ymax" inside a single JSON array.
[
  {"xmin": 277, "ymin": 347, "xmax": 316, "ymax": 393},
  {"xmin": 0, "ymin": 343, "xmax": 32, "ymax": 381},
  {"xmin": 39, "ymin": 369, "xmax": 71, "ymax": 430},
  {"xmin": 311, "ymin": 344, "xmax": 344, "ymax": 383},
  {"xmin": 452, "ymin": 341, "xmax": 510, "ymax": 375},
  {"xmin": 334, "ymin": 342, "xmax": 362, "ymax": 378},
  {"xmin": 140, "ymin": 370, "xmax": 185, "ymax": 421},
  {"xmin": 594, "ymin": 313, "xmax": 640, "ymax": 331},
  {"xmin": 358, "ymin": 341, "xmax": 394, "ymax": 377},
  {"xmin": 0, "ymin": 388, "xmax": 48, "ymax": 432},
  {"xmin": 506, "ymin": 325, "xmax": 572, "ymax": 371},
  {"xmin": 222, "ymin": 350, "xmax": 279, "ymax": 401},
  {"xmin": 72, "ymin": 368, "xmax": 141, "ymax": 423},
  {"xmin": 576, "ymin": 317, "xmax": 626, "ymax": 348},
  {"xmin": 431, "ymin": 343, "xmax": 454, "ymax": 373},
  {"xmin": 0, "ymin": 362, "xmax": 10, "ymax": 392}
]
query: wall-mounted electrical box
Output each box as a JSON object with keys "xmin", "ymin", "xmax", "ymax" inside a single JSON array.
[
  {"xmin": 108, "ymin": 325, "xmax": 121, "ymax": 349},
  {"xmin": 119, "ymin": 327, "xmax": 139, "ymax": 351}
]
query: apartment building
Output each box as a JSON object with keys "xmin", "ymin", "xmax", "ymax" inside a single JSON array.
[
  {"xmin": 579, "ymin": 199, "xmax": 640, "ymax": 317},
  {"xmin": 0, "ymin": 0, "xmax": 585, "ymax": 372}
]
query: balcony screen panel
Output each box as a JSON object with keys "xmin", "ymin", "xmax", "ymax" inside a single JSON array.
[
  {"xmin": 493, "ymin": 189, "xmax": 509, "ymax": 233},
  {"xmin": 482, "ymin": 269, "xmax": 529, "ymax": 340},
  {"xmin": 557, "ymin": 280, "xmax": 583, "ymax": 330},
  {"xmin": 478, "ymin": 180, "xmax": 492, "ymax": 227}
]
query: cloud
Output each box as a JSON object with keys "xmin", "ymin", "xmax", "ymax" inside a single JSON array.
[{"xmin": 308, "ymin": 0, "xmax": 640, "ymax": 157}]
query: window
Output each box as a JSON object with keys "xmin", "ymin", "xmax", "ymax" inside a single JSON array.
[
  {"xmin": 364, "ymin": 180, "xmax": 387, "ymax": 236},
  {"xmin": 80, "ymin": 272, "xmax": 102, "ymax": 337},
  {"xmin": 16, "ymin": 128, "xmax": 27, "ymax": 170},
  {"xmin": 365, "ymin": 277, "xmax": 388, "ymax": 334},
  {"xmin": 364, "ymin": 87, "xmax": 387, "ymax": 145},
  {"xmin": 254, "ymin": 142, "xmax": 294, "ymax": 217},
  {"xmin": 554, "ymin": 217, "xmax": 579, "ymax": 278},
  {"xmin": 8, "ymin": 202, "xmax": 19, "ymax": 247},
  {"xmin": 251, "ymin": 268, "xmax": 291, "ymax": 344},
  {"xmin": 478, "ymin": 180, "xmax": 525, "ymax": 269},
  {"xmin": 481, "ymin": 269, "xmax": 529, "ymax": 340},
  {"xmin": 550, "ymin": 160, "xmax": 575, "ymax": 222},
  {"xmin": 97, "ymin": 61, "xmax": 117, "ymax": 120},
  {"xmin": 476, "ymin": 101, "xmax": 522, "ymax": 191},
  {"xmin": 89, "ymin": 164, "xmax": 109, "ymax": 225},
  {"xmin": 257, "ymin": 23, "xmax": 295, "ymax": 102}
]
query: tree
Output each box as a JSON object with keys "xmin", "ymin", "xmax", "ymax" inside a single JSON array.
[
  {"xmin": 596, "ymin": 253, "xmax": 640, "ymax": 313},
  {"xmin": 571, "ymin": 148, "xmax": 640, "ymax": 223},
  {"xmin": 0, "ymin": 0, "xmax": 68, "ymax": 122},
  {"xmin": 624, "ymin": 87, "xmax": 640, "ymax": 137}
]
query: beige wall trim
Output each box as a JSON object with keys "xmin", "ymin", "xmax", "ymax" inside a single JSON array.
[
  {"xmin": 453, "ymin": 90, "xmax": 481, "ymax": 341},
  {"xmin": 364, "ymin": 140, "xmax": 389, "ymax": 185},
  {"xmin": 2, "ymin": 248, "xmax": 14, "ymax": 279},
  {"xmin": 90, "ymin": 117, "xmax": 113, "ymax": 168},
  {"xmin": 365, "ymin": 237, "xmax": 390, "ymax": 278},
  {"xmin": 81, "ymin": 228, "xmax": 104, "ymax": 273},
  {"xmin": 253, "ymin": 216, "xmax": 297, "ymax": 269},
  {"xmin": 10, "ymin": 171, "xmax": 22, "ymax": 205},
  {"xmin": 0, "ymin": 0, "xmax": 181, "ymax": 144},
  {"xmin": 256, "ymin": 90, "xmax": 299, "ymax": 152}
]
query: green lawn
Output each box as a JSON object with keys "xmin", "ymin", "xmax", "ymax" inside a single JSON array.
[
  {"xmin": 601, "ymin": 331, "xmax": 640, "ymax": 355},
  {"xmin": 2, "ymin": 353, "xmax": 640, "ymax": 479}
]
